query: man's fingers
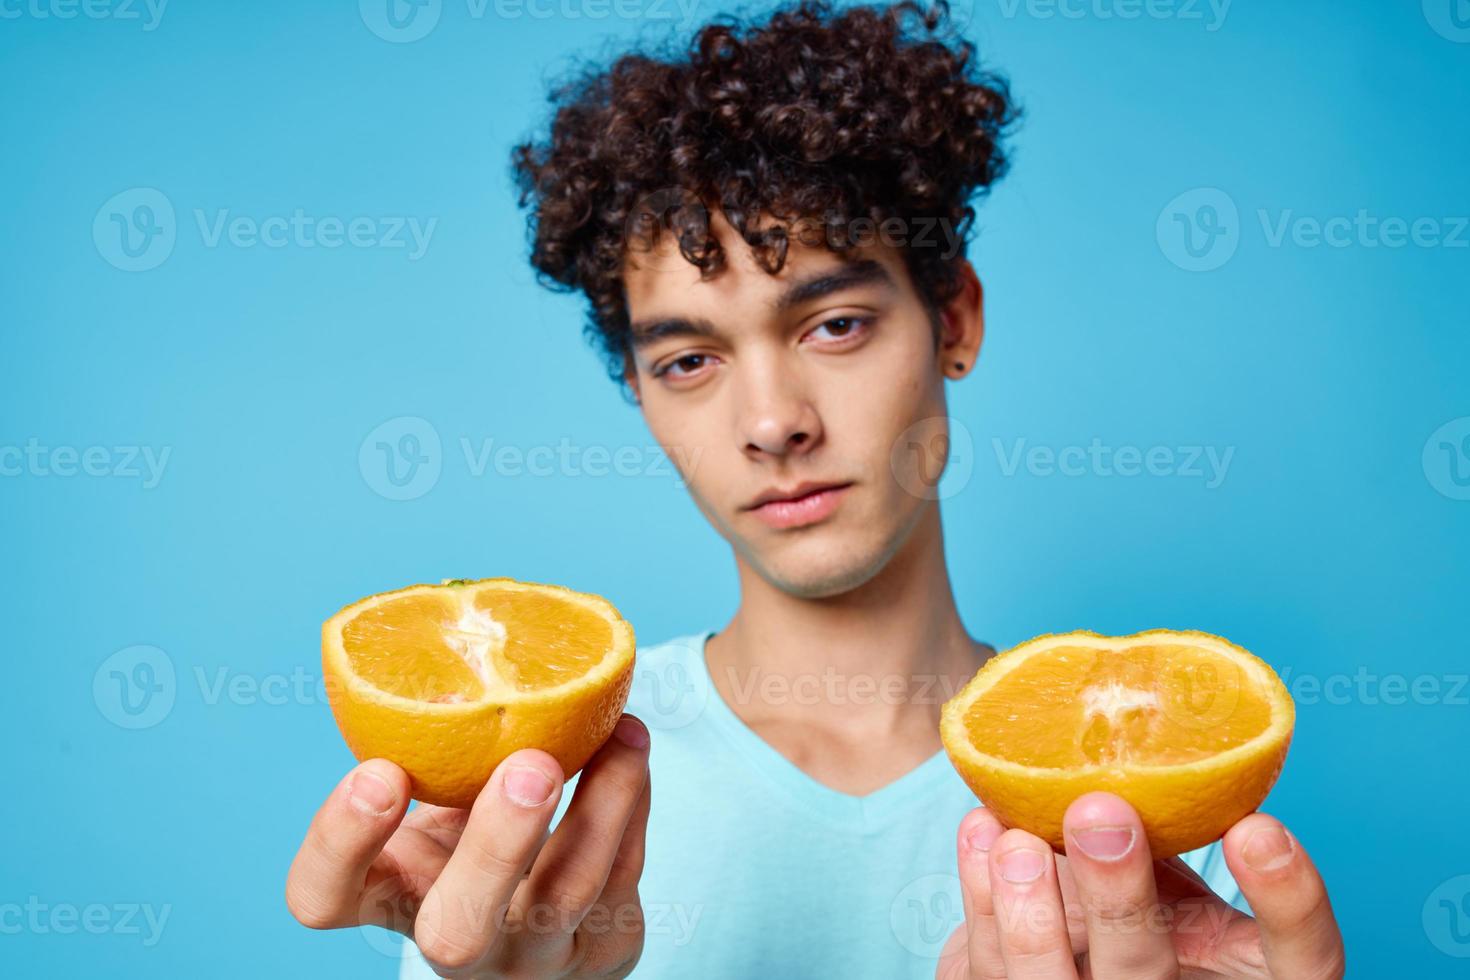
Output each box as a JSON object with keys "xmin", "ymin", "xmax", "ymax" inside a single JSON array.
[
  {"xmin": 567, "ymin": 718, "xmax": 655, "ymax": 978},
  {"xmin": 522, "ymin": 716, "xmax": 652, "ymax": 934},
  {"xmin": 1223, "ymin": 814, "xmax": 1346, "ymax": 980},
  {"xmin": 601, "ymin": 721, "xmax": 653, "ymax": 901},
  {"xmin": 988, "ymin": 828, "xmax": 1079, "ymax": 980},
  {"xmin": 285, "ymin": 759, "xmax": 411, "ymax": 930},
  {"xmin": 1062, "ymin": 792, "xmax": 1177, "ymax": 980},
  {"xmin": 954, "ymin": 808, "xmax": 1008, "ymax": 979},
  {"xmin": 413, "ymin": 749, "xmax": 565, "ymax": 977}
]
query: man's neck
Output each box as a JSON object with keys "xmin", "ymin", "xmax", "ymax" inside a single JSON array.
[{"xmin": 703, "ymin": 504, "xmax": 991, "ymax": 791}]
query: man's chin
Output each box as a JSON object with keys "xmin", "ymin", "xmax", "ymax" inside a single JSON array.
[{"xmin": 744, "ymin": 534, "xmax": 893, "ymax": 599}]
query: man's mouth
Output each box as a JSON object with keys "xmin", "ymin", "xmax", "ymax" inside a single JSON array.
[{"xmin": 743, "ymin": 481, "xmax": 854, "ymax": 529}]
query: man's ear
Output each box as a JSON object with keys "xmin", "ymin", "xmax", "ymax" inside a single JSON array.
[{"xmin": 937, "ymin": 261, "xmax": 984, "ymax": 379}]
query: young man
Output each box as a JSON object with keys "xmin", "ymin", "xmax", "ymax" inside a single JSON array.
[{"xmin": 286, "ymin": 2, "xmax": 1345, "ymax": 976}]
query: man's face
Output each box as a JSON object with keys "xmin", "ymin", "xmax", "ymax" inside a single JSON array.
[{"xmin": 621, "ymin": 208, "xmax": 964, "ymax": 599}]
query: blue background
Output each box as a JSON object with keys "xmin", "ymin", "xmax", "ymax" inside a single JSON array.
[{"xmin": 3, "ymin": 0, "xmax": 1468, "ymax": 975}]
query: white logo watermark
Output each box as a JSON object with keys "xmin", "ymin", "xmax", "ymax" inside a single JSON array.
[
  {"xmin": 0, "ymin": 440, "xmax": 171, "ymax": 488},
  {"xmin": 1423, "ymin": 0, "xmax": 1470, "ymax": 43},
  {"xmin": 994, "ymin": 0, "xmax": 1231, "ymax": 31},
  {"xmin": 1424, "ymin": 874, "xmax": 1470, "ymax": 957},
  {"xmin": 992, "ymin": 437, "xmax": 1234, "ymax": 489},
  {"xmin": 890, "ymin": 416, "xmax": 975, "ymax": 501},
  {"xmin": 93, "ymin": 646, "xmax": 177, "ymax": 729},
  {"xmin": 1158, "ymin": 187, "xmax": 1469, "ymax": 271},
  {"xmin": 357, "ymin": 416, "xmax": 702, "ymax": 501},
  {"xmin": 93, "ymin": 188, "xmax": 176, "ymax": 272},
  {"xmin": 1156, "ymin": 188, "xmax": 1239, "ymax": 272},
  {"xmin": 359, "ymin": 0, "xmax": 701, "ymax": 43},
  {"xmin": 94, "ymin": 188, "xmax": 437, "ymax": 271},
  {"xmin": 1278, "ymin": 666, "xmax": 1469, "ymax": 707},
  {"xmin": 0, "ymin": 0, "xmax": 167, "ymax": 29},
  {"xmin": 0, "ymin": 898, "xmax": 170, "ymax": 947},
  {"xmin": 1422, "ymin": 417, "xmax": 1470, "ymax": 501},
  {"xmin": 891, "ymin": 874, "xmax": 963, "ymax": 958}
]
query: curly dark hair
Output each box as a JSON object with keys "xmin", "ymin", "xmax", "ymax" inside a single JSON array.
[{"xmin": 511, "ymin": 0, "xmax": 1019, "ymax": 388}]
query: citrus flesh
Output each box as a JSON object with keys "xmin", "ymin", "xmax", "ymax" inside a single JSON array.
[
  {"xmin": 940, "ymin": 629, "xmax": 1293, "ymax": 858},
  {"xmin": 323, "ymin": 578, "xmax": 635, "ymax": 808}
]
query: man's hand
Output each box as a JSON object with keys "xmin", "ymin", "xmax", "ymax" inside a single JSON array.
[
  {"xmin": 937, "ymin": 792, "xmax": 1345, "ymax": 979},
  {"xmin": 285, "ymin": 714, "xmax": 652, "ymax": 979}
]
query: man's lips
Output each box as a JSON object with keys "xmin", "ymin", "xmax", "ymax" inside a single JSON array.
[{"xmin": 743, "ymin": 482, "xmax": 853, "ymax": 529}]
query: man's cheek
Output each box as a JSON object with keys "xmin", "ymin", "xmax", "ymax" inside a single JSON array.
[
  {"xmin": 662, "ymin": 443, "xmax": 706, "ymax": 489},
  {"xmin": 680, "ymin": 477, "xmax": 735, "ymax": 535}
]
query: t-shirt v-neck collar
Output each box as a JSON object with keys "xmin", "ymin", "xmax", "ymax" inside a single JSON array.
[{"xmin": 688, "ymin": 628, "xmax": 958, "ymax": 831}]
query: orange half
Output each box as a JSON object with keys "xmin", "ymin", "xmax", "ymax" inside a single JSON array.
[
  {"xmin": 941, "ymin": 629, "xmax": 1293, "ymax": 858},
  {"xmin": 323, "ymin": 577, "xmax": 635, "ymax": 808}
]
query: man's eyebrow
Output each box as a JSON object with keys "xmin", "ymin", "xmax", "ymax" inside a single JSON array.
[
  {"xmin": 626, "ymin": 258, "xmax": 896, "ymax": 350},
  {"xmin": 627, "ymin": 315, "xmax": 720, "ymax": 351},
  {"xmin": 773, "ymin": 258, "xmax": 896, "ymax": 314}
]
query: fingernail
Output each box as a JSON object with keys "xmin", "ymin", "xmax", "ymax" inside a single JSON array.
[
  {"xmin": 1071, "ymin": 826, "xmax": 1135, "ymax": 862},
  {"xmin": 964, "ymin": 819, "xmax": 1003, "ymax": 854},
  {"xmin": 349, "ymin": 769, "xmax": 396, "ymax": 816},
  {"xmin": 1242, "ymin": 825, "xmax": 1294, "ymax": 872},
  {"xmin": 997, "ymin": 848, "xmax": 1046, "ymax": 884},
  {"xmin": 613, "ymin": 717, "xmax": 649, "ymax": 749},
  {"xmin": 504, "ymin": 766, "xmax": 556, "ymax": 807}
]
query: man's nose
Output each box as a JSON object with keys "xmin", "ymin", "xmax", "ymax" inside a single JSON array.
[{"xmin": 736, "ymin": 357, "xmax": 823, "ymax": 459}]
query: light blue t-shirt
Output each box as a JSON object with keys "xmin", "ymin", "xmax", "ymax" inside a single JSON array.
[{"xmin": 402, "ymin": 630, "xmax": 1244, "ymax": 978}]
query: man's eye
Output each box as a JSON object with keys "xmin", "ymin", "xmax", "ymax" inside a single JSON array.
[
  {"xmin": 656, "ymin": 353, "xmax": 711, "ymax": 378},
  {"xmin": 806, "ymin": 316, "xmax": 873, "ymax": 341}
]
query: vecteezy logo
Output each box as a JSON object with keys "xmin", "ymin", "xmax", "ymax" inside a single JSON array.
[
  {"xmin": 891, "ymin": 416, "xmax": 974, "ymax": 501},
  {"xmin": 359, "ymin": 0, "xmax": 441, "ymax": 43},
  {"xmin": 1424, "ymin": 0, "xmax": 1470, "ymax": 43},
  {"xmin": 890, "ymin": 873, "xmax": 962, "ymax": 958},
  {"xmin": 1156, "ymin": 187, "xmax": 1240, "ymax": 272},
  {"xmin": 630, "ymin": 657, "xmax": 708, "ymax": 730},
  {"xmin": 1158, "ymin": 653, "xmax": 1242, "ymax": 731},
  {"xmin": 1423, "ymin": 874, "xmax": 1470, "ymax": 957},
  {"xmin": 93, "ymin": 188, "xmax": 176, "ymax": 272},
  {"xmin": 359, "ymin": 416, "xmax": 442, "ymax": 500},
  {"xmin": 1423, "ymin": 417, "xmax": 1470, "ymax": 501},
  {"xmin": 357, "ymin": 872, "xmax": 433, "ymax": 957},
  {"xmin": 93, "ymin": 645, "xmax": 176, "ymax": 729},
  {"xmin": 622, "ymin": 186, "xmax": 708, "ymax": 257}
]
